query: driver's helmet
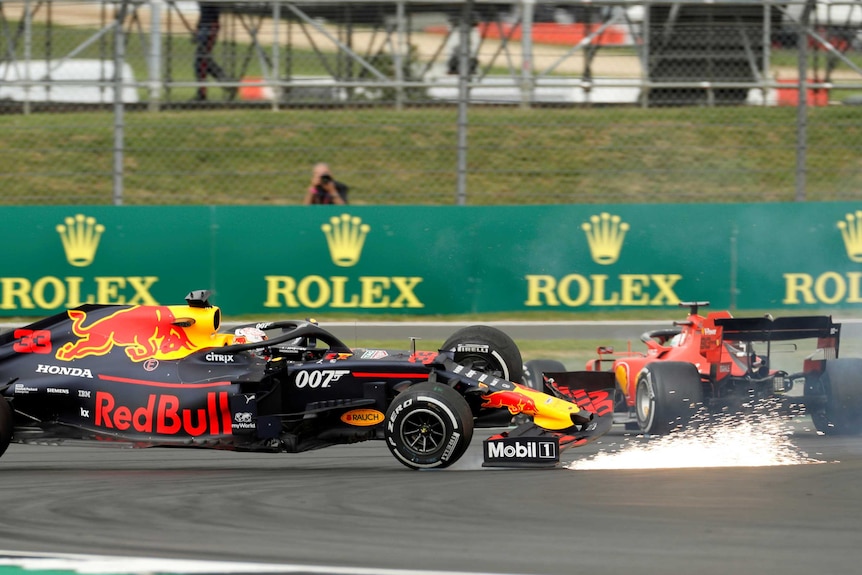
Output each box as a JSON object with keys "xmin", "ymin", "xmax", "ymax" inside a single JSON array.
[{"xmin": 234, "ymin": 326, "xmax": 268, "ymax": 344}]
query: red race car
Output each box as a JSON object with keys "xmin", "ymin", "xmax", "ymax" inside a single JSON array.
[{"xmin": 528, "ymin": 302, "xmax": 862, "ymax": 435}]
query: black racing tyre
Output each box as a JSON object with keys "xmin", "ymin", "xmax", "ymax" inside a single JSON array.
[
  {"xmin": 635, "ymin": 362, "xmax": 704, "ymax": 435},
  {"xmin": 441, "ymin": 325, "xmax": 523, "ymax": 384},
  {"xmin": 0, "ymin": 398, "xmax": 12, "ymax": 459},
  {"xmin": 807, "ymin": 358, "xmax": 862, "ymax": 435},
  {"xmin": 385, "ymin": 382, "xmax": 474, "ymax": 470},
  {"xmin": 522, "ymin": 359, "xmax": 567, "ymax": 391}
]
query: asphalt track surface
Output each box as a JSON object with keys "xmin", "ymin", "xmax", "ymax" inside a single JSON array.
[{"xmin": 2, "ymin": 419, "xmax": 862, "ymax": 575}]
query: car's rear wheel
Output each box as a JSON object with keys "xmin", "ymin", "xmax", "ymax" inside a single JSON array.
[
  {"xmin": 807, "ymin": 358, "xmax": 862, "ymax": 435},
  {"xmin": 385, "ymin": 382, "xmax": 474, "ymax": 470},
  {"xmin": 635, "ymin": 362, "xmax": 704, "ymax": 435},
  {"xmin": 0, "ymin": 398, "xmax": 13, "ymax": 459},
  {"xmin": 522, "ymin": 359, "xmax": 567, "ymax": 391},
  {"xmin": 441, "ymin": 325, "xmax": 523, "ymax": 384}
]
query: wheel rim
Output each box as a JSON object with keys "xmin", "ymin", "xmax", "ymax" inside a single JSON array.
[
  {"xmin": 399, "ymin": 408, "xmax": 447, "ymax": 456},
  {"xmin": 636, "ymin": 382, "xmax": 653, "ymax": 428}
]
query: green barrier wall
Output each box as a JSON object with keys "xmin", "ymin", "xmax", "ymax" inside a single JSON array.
[{"xmin": 1, "ymin": 203, "xmax": 861, "ymax": 316}]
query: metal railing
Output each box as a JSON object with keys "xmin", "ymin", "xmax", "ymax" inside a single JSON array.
[{"xmin": 1, "ymin": 0, "xmax": 861, "ymax": 204}]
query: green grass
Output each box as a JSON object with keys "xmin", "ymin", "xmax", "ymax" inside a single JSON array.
[{"xmin": 3, "ymin": 105, "xmax": 862, "ymax": 205}]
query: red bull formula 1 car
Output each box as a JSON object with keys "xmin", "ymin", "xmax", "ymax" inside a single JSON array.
[{"xmin": 0, "ymin": 291, "xmax": 614, "ymax": 470}]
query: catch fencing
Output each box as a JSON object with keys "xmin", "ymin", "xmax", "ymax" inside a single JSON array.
[{"xmin": 1, "ymin": 0, "xmax": 862, "ymax": 205}]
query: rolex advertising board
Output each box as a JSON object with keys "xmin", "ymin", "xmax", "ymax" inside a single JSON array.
[{"xmin": 0, "ymin": 203, "xmax": 860, "ymax": 316}]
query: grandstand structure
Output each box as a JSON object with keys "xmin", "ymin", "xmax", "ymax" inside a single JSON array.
[{"xmin": 1, "ymin": 0, "xmax": 861, "ymax": 108}]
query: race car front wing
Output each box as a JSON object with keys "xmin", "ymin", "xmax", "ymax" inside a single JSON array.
[{"xmin": 483, "ymin": 370, "xmax": 615, "ymax": 468}]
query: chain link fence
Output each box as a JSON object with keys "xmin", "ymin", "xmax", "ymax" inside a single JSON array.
[{"xmin": 1, "ymin": 0, "xmax": 861, "ymax": 205}]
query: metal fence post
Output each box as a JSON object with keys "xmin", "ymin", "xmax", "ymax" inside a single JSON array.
[
  {"xmin": 795, "ymin": 0, "xmax": 815, "ymax": 202},
  {"xmin": 520, "ymin": 0, "xmax": 535, "ymax": 109},
  {"xmin": 148, "ymin": 0, "xmax": 162, "ymax": 112},
  {"xmin": 113, "ymin": 0, "xmax": 129, "ymax": 206},
  {"xmin": 455, "ymin": 0, "xmax": 474, "ymax": 206}
]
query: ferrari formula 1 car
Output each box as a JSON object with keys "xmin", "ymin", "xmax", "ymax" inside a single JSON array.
[
  {"xmin": 527, "ymin": 302, "xmax": 862, "ymax": 436},
  {"xmin": 0, "ymin": 291, "xmax": 614, "ymax": 470}
]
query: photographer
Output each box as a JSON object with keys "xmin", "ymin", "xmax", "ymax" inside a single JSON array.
[{"xmin": 304, "ymin": 163, "xmax": 348, "ymax": 205}]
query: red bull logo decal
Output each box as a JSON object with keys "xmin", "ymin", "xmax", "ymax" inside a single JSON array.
[
  {"xmin": 481, "ymin": 389, "xmax": 539, "ymax": 415},
  {"xmin": 57, "ymin": 306, "xmax": 197, "ymax": 362},
  {"xmin": 94, "ymin": 390, "xmax": 232, "ymax": 436}
]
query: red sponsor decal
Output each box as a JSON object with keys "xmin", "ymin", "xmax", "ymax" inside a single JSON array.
[
  {"xmin": 94, "ymin": 390, "xmax": 232, "ymax": 436},
  {"xmin": 567, "ymin": 388, "xmax": 614, "ymax": 417},
  {"xmin": 408, "ymin": 351, "xmax": 438, "ymax": 364},
  {"xmin": 13, "ymin": 329, "xmax": 52, "ymax": 354},
  {"xmin": 57, "ymin": 306, "xmax": 197, "ymax": 362}
]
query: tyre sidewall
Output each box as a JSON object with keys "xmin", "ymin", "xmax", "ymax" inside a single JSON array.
[
  {"xmin": 385, "ymin": 383, "xmax": 473, "ymax": 469},
  {"xmin": 635, "ymin": 362, "xmax": 703, "ymax": 435},
  {"xmin": 635, "ymin": 372, "xmax": 656, "ymax": 432},
  {"xmin": 812, "ymin": 358, "xmax": 862, "ymax": 435},
  {"xmin": 442, "ymin": 325, "xmax": 523, "ymax": 384}
]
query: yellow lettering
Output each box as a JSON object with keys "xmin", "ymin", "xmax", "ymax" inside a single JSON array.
[
  {"xmin": 65, "ymin": 277, "xmax": 85, "ymax": 307},
  {"xmin": 127, "ymin": 277, "xmax": 159, "ymax": 305},
  {"xmin": 264, "ymin": 276, "xmax": 298, "ymax": 307},
  {"xmin": 31, "ymin": 276, "xmax": 65, "ymax": 309},
  {"xmin": 0, "ymin": 278, "xmax": 34, "ymax": 309},
  {"xmin": 0, "ymin": 277, "xmax": 161, "ymax": 312},
  {"xmin": 526, "ymin": 273, "xmax": 683, "ymax": 308},
  {"xmin": 620, "ymin": 274, "xmax": 650, "ymax": 305},
  {"xmin": 391, "ymin": 277, "xmax": 423, "ymax": 308},
  {"xmin": 650, "ymin": 274, "xmax": 682, "ymax": 305},
  {"xmin": 590, "ymin": 275, "xmax": 619, "ymax": 305},
  {"xmin": 266, "ymin": 275, "xmax": 425, "ymax": 309},
  {"xmin": 359, "ymin": 277, "xmax": 389, "ymax": 307},
  {"xmin": 814, "ymin": 272, "xmax": 845, "ymax": 305},
  {"xmin": 96, "ymin": 277, "xmax": 125, "ymax": 303},
  {"xmin": 849, "ymin": 272, "xmax": 862, "ymax": 303},
  {"xmin": 298, "ymin": 276, "xmax": 329, "ymax": 308},
  {"xmin": 524, "ymin": 275, "xmax": 559, "ymax": 306},
  {"xmin": 331, "ymin": 277, "xmax": 360, "ymax": 308},
  {"xmin": 558, "ymin": 274, "xmax": 590, "ymax": 307},
  {"xmin": 783, "ymin": 273, "xmax": 816, "ymax": 304}
]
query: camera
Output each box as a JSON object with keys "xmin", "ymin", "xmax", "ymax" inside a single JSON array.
[{"xmin": 320, "ymin": 174, "xmax": 333, "ymax": 184}]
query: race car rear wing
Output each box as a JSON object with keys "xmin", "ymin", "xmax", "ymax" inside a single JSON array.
[
  {"xmin": 703, "ymin": 315, "xmax": 841, "ymax": 367},
  {"xmin": 713, "ymin": 315, "xmax": 840, "ymax": 342}
]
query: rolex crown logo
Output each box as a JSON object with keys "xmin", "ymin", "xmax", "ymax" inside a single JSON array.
[
  {"xmin": 56, "ymin": 214, "xmax": 105, "ymax": 267},
  {"xmin": 582, "ymin": 212, "xmax": 629, "ymax": 265},
  {"xmin": 838, "ymin": 210, "xmax": 862, "ymax": 263},
  {"xmin": 321, "ymin": 214, "xmax": 370, "ymax": 267}
]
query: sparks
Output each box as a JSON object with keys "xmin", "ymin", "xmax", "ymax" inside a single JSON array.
[{"xmin": 569, "ymin": 402, "xmax": 823, "ymax": 470}]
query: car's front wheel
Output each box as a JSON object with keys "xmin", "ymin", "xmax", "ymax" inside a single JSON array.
[
  {"xmin": 635, "ymin": 362, "xmax": 704, "ymax": 435},
  {"xmin": 385, "ymin": 382, "xmax": 474, "ymax": 470}
]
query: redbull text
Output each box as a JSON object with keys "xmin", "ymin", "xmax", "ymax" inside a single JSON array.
[{"xmin": 94, "ymin": 390, "xmax": 232, "ymax": 436}]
